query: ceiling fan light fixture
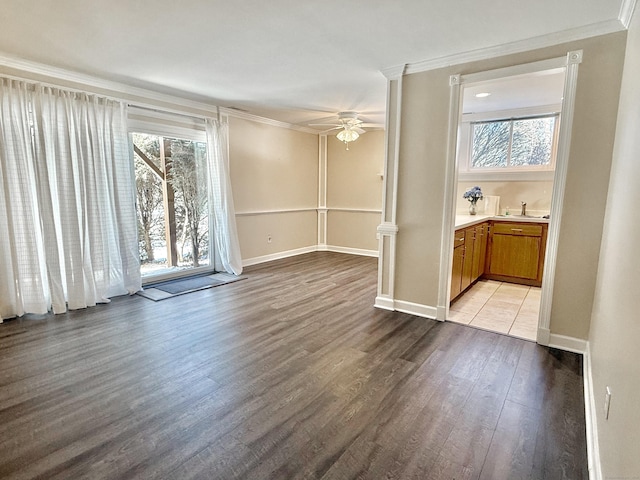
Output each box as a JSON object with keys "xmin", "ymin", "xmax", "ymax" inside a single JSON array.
[{"xmin": 337, "ymin": 128, "xmax": 359, "ymax": 144}]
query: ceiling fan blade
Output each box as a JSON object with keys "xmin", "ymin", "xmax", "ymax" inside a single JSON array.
[
  {"xmin": 359, "ymin": 123, "xmax": 385, "ymax": 129},
  {"xmin": 353, "ymin": 127, "xmax": 366, "ymax": 134},
  {"xmin": 307, "ymin": 115, "xmax": 341, "ymax": 124},
  {"xmin": 320, "ymin": 126, "xmax": 342, "ymax": 134},
  {"xmin": 309, "ymin": 123, "xmax": 341, "ymax": 127}
]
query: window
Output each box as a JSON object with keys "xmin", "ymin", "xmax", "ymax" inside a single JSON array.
[{"xmin": 470, "ymin": 114, "xmax": 558, "ymax": 171}]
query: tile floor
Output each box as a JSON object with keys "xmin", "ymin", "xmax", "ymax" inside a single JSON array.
[{"xmin": 448, "ymin": 279, "xmax": 540, "ymax": 341}]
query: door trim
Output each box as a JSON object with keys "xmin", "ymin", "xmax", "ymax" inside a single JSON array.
[{"xmin": 439, "ymin": 51, "xmax": 583, "ymax": 345}]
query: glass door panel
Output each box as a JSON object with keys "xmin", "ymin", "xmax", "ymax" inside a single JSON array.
[{"xmin": 132, "ymin": 132, "xmax": 209, "ymax": 278}]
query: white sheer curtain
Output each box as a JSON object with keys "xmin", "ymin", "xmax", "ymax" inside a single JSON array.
[
  {"xmin": 205, "ymin": 118, "xmax": 243, "ymax": 275},
  {"xmin": 0, "ymin": 79, "xmax": 141, "ymax": 320}
]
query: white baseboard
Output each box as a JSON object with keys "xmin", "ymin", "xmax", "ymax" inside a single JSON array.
[
  {"xmin": 374, "ymin": 296, "xmax": 438, "ymax": 320},
  {"xmin": 548, "ymin": 333, "xmax": 588, "ymax": 354},
  {"xmin": 583, "ymin": 342, "xmax": 603, "ymax": 480},
  {"xmin": 374, "ymin": 296, "xmax": 395, "ymax": 311},
  {"xmin": 244, "ymin": 244, "xmax": 379, "ymax": 267},
  {"xmin": 537, "ymin": 327, "xmax": 551, "ymax": 346},
  {"xmin": 393, "ymin": 300, "xmax": 438, "ymax": 320},
  {"xmin": 243, "ymin": 244, "xmax": 379, "ymax": 267},
  {"xmin": 325, "ymin": 245, "xmax": 378, "ymax": 257},
  {"xmin": 242, "ymin": 246, "xmax": 317, "ymax": 267}
]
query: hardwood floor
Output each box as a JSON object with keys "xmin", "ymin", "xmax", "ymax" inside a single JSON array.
[{"xmin": 0, "ymin": 252, "xmax": 588, "ymax": 479}]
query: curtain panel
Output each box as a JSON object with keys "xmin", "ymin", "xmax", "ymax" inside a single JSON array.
[
  {"xmin": 205, "ymin": 119, "xmax": 243, "ymax": 275},
  {"xmin": 0, "ymin": 79, "xmax": 141, "ymax": 320}
]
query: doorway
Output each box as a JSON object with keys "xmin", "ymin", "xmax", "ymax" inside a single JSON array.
[
  {"xmin": 132, "ymin": 132, "xmax": 211, "ymax": 280},
  {"xmin": 442, "ymin": 52, "xmax": 583, "ymax": 344}
]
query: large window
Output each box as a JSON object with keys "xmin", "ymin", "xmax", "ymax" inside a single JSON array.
[
  {"xmin": 132, "ymin": 132, "xmax": 209, "ymax": 277},
  {"xmin": 470, "ymin": 114, "xmax": 558, "ymax": 171}
]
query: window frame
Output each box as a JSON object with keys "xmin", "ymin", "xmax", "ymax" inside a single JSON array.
[{"xmin": 458, "ymin": 104, "xmax": 561, "ymax": 181}]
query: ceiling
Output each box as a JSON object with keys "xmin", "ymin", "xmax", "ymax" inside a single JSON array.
[
  {"xmin": 0, "ymin": 0, "xmax": 628, "ymax": 129},
  {"xmin": 462, "ymin": 69, "xmax": 566, "ymax": 114}
]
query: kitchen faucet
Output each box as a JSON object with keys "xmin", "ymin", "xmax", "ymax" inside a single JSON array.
[{"xmin": 521, "ymin": 201, "xmax": 527, "ymax": 216}]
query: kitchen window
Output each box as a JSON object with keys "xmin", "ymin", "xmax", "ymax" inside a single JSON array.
[
  {"xmin": 457, "ymin": 108, "xmax": 561, "ymax": 181},
  {"xmin": 470, "ymin": 114, "xmax": 559, "ymax": 171}
]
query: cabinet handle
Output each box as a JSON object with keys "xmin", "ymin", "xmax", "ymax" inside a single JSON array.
[
  {"xmin": 458, "ymin": 237, "xmax": 465, "ymax": 242},
  {"xmin": 511, "ymin": 228, "xmax": 523, "ymax": 232}
]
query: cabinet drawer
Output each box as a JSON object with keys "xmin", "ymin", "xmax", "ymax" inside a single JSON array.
[
  {"xmin": 453, "ymin": 230, "xmax": 465, "ymax": 247},
  {"xmin": 492, "ymin": 223, "xmax": 543, "ymax": 237}
]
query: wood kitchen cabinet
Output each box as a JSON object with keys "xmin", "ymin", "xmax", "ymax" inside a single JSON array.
[
  {"xmin": 451, "ymin": 222, "xmax": 488, "ymax": 301},
  {"xmin": 486, "ymin": 221, "xmax": 548, "ymax": 286},
  {"xmin": 451, "ymin": 219, "xmax": 548, "ymax": 302},
  {"xmin": 450, "ymin": 231, "xmax": 466, "ymax": 299},
  {"xmin": 461, "ymin": 227, "xmax": 475, "ymax": 292},
  {"xmin": 471, "ymin": 222, "xmax": 488, "ymax": 281}
]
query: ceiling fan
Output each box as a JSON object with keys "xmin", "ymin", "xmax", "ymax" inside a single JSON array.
[{"xmin": 309, "ymin": 111, "xmax": 381, "ymax": 149}]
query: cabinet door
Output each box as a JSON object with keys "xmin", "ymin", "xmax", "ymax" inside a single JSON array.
[
  {"xmin": 451, "ymin": 232, "xmax": 465, "ymax": 299},
  {"xmin": 471, "ymin": 223, "xmax": 487, "ymax": 281},
  {"xmin": 489, "ymin": 233, "xmax": 541, "ymax": 280},
  {"xmin": 461, "ymin": 227, "xmax": 475, "ymax": 291}
]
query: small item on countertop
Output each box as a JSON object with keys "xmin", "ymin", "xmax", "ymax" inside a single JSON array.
[
  {"xmin": 463, "ymin": 186, "xmax": 483, "ymax": 216},
  {"xmin": 505, "ymin": 206, "xmax": 510, "ymax": 215}
]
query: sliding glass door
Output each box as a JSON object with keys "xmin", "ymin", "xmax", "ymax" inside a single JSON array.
[{"xmin": 132, "ymin": 132, "xmax": 210, "ymax": 278}]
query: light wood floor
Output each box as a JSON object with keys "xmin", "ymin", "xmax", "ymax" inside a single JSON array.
[{"xmin": 0, "ymin": 252, "xmax": 587, "ymax": 479}]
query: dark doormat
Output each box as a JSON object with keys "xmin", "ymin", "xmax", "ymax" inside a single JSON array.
[{"xmin": 137, "ymin": 273, "xmax": 245, "ymax": 301}]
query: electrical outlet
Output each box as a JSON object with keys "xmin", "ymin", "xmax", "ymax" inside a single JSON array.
[
  {"xmin": 267, "ymin": 234, "xmax": 272, "ymax": 244},
  {"xmin": 604, "ymin": 386, "xmax": 612, "ymax": 420}
]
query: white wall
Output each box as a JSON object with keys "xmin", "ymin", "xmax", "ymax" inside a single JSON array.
[{"xmin": 588, "ymin": 6, "xmax": 640, "ymax": 478}]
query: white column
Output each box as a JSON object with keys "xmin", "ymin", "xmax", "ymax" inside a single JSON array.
[
  {"xmin": 537, "ymin": 50, "xmax": 583, "ymax": 345},
  {"xmin": 375, "ymin": 64, "xmax": 406, "ymax": 310},
  {"xmin": 317, "ymin": 134, "xmax": 328, "ymax": 249},
  {"xmin": 436, "ymin": 74, "xmax": 462, "ymax": 321}
]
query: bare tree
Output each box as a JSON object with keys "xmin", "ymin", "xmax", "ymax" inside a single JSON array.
[
  {"xmin": 135, "ymin": 158, "xmax": 163, "ymax": 261},
  {"xmin": 472, "ymin": 116, "xmax": 556, "ymax": 168},
  {"xmin": 167, "ymin": 139, "xmax": 208, "ymax": 267},
  {"xmin": 133, "ymin": 134, "xmax": 164, "ymax": 263},
  {"xmin": 472, "ymin": 121, "xmax": 510, "ymax": 167}
]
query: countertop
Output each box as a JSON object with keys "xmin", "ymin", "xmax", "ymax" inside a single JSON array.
[{"xmin": 455, "ymin": 214, "xmax": 550, "ymax": 229}]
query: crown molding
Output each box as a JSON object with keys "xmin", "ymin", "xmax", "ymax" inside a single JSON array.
[
  {"xmin": 0, "ymin": 51, "xmax": 318, "ymax": 135},
  {"xmin": 401, "ymin": 19, "xmax": 625, "ymax": 76},
  {"xmin": 619, "ymin": 0, "xmax": 638, "ymax": 28},
  {"xmin": 380, "ymin": 64, "xmax": 406, "ymax": 80},
  {"xmin": 0, "ymin": 52, "xmax": 220, "ymax": 113},
  {"xmin": 218, "ymin": 107, "xmax": 317, "ymax": 134}
]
